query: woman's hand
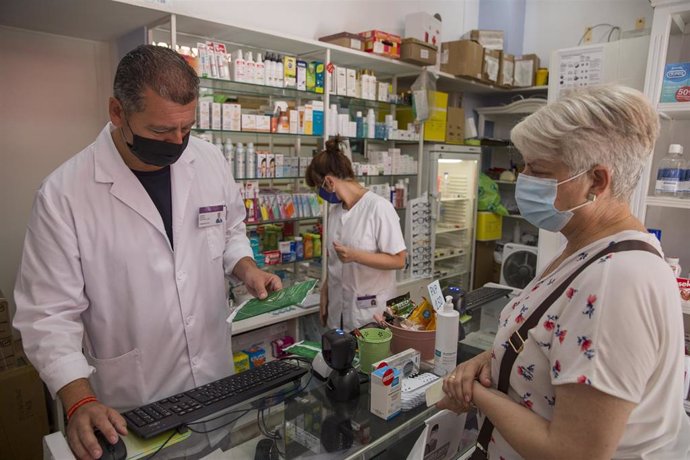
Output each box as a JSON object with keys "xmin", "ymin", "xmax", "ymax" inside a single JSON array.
[
  {"xmin": 333, "ymin": 242, "xmax": 360, "ymax": 264},
  {"xmin": 442, "ymin": 350, "xmax": 493, "ymax": 404}
]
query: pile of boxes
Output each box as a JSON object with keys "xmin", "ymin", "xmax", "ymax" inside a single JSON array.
[
  {"xmin": 197, "ymin": 98, "xmax": 324, "ymax": 136},
  {"xmin": 363, "ymin": 149, "xmax": 418, "ymax": 175},
  {"xmin": 441, "ymin": 29, "xmax": 541, "ymax": 88},
  {"xmin": 0, "ymin": 291, "xmax": 50, "ymax": 460}
]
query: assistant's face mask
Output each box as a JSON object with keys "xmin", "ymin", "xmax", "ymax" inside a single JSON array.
[
  {"xmin": 318, "ymin": 178, "xmax": 342, "ymax": 204},
  {"xmin": 515, "ymin": 170, "xmax": 594, "ymax": 232},
  {"xmin": 122, "ymin": 119, "xmax": 189, "ymax": 167}
]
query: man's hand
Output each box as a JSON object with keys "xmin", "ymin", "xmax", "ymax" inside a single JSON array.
[
  {"xmin": 333, "ymin": 242, "xmax": 360, "ymax": 264},
  {"xmin": 59, "ymin": 379, "xmax": 127, "ymax": 460},
  {"xmin": 67, "ymin": 401, "xmax": 127, "ymax": 460},
  {"xmin": 233, "ymin": 257, "xmax": 282, "ymax": 299}
]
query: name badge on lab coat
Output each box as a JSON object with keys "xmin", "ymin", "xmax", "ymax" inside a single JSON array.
[
  {"xmin": 198, "ymin": 205, "xmax": 226, "ymax": 228},
  {"xmin": 356, "ymin": 295, "xmax": 377, "ymax": 309}
]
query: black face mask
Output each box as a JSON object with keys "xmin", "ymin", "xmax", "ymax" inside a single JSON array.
[{"xmin": 123, "ymin": 119, "xmax": 189, "ymax": 167}]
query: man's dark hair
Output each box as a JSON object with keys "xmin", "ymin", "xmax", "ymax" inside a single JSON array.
[{"xmin": 113, "ymin": 44, "xmax": 199, "ymax": 114}]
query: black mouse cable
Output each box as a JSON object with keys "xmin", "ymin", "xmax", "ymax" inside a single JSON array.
[
  {"xmin": 184, "ymin": 408, "xmax": 252, "ymax": 434},
  {"xmin": 145, "ymin": 429, "xmax": 177, "ymax": 460},
  {"xmin": 185, "ymin": 406, "xmax": 254, "ymax": 426}
]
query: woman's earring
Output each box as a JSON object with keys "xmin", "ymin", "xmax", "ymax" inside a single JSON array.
[{"xmin": 588, "ymin": 193, "xmax": 597, "ymax": 202}]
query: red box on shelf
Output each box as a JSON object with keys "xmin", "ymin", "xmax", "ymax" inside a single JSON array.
[
  {"xmin": 264, "ymin": 250, "xmax": 282, "ymax": 265},
  {"xmin": 360, "ymin": 30, "xmax": 401, "ymax": 59}
]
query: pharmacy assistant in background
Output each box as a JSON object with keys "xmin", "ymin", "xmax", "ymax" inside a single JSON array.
[
  {"xmin": 13, "ymin": 54, "xmax": 278, "ymax": 413},
  {"xmin": 327, "ymin": 190, "xmax": 407, "ymax": 331}
]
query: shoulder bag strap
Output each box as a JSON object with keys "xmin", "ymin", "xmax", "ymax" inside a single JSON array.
[{"xmin": 471, "ymin": 239, "xmax": 660, "ymax": 459}]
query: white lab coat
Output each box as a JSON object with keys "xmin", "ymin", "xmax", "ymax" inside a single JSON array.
[
  {"xmin": 13, "ymin": 124, "xmax": 253, "ymax": 412},
  {"xmin": 326, "ymin": 192, "xmax": 406, "ymax": 331}
]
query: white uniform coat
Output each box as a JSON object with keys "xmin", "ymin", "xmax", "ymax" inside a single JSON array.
[
  {"xmin": 326, "ymin": 192, "xmax": 406, "ymax": 331},
  {"xmin": 13, "ymin": 124, "xmax": 253, "ymax": 411}
]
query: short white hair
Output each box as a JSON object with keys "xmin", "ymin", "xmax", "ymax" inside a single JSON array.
[{"xmin": 511, "ymin": 84, "xmax": 660, "ymax": 200}]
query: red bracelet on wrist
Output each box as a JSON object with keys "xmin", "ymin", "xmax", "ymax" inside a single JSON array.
[{"xmin": 67, "ymin": 396, "xmax": 98, "ymax": 420}]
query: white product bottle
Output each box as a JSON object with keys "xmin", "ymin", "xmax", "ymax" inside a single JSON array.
[
  {"xmin": 370, "ymin": 72, "xmax": 378, "ymax": 101},
  {"xmin": 264, "ymin": 53, "xmax": 273, "ymax": 86},
  {"xmin": 434, "ymin": 296, "xmax": 459, "ymax": 377},
  {"xmin": 329, "ymin": 104, "xmax": 338, "ymax": 136},
  {"xmin": 666, "ymin": 257, "xmax": 682, "ymax": 277},
  {"xmin": 655, "ymin": 144, "xmax": 685, "ymax": 197},
  {"xmin": 223, "ymin": 140, "xmax": 234, "ymax": 166},
  {"xmin": 235, "ymin": 142, "xmax": 245, "ymax": 178},
  {"xmin": 274, "ymin": 55, "xmax": 284, "ymax": 88},
  {"xmin": 366, "ymin": 109, "xmax": 376, "ymax": 139},
  {"xmin": 246, "ymin": 142, "xmax": 256, "ymax": 179},
  {"xmin": 233, "ymin": 49, "xmax": 246, "ymax": 82},
  {"xmin": 361, "ymin": 70, "xmax": 370, "ymax": 100},
  {"xmin": 255, "ymin": 53, "xmax": 265, "ymax": 85},
  {"xmin": 213, "ymin": 136, "xmax": 223, "ymax": 153},
  {"xmin": 245, "ymin": 51, "xmax": 255, "ymax": 84}
]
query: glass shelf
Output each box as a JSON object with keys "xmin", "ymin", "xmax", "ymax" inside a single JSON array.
[
  {"xmin": 193, "ymin": 128, "xmax": 323, "ymax": 139},
  {"xmin": 330, "ymin": 135, "xmax": 420, "ymax": 144},
  {"xmin": 199, "ymin": 77, "xmax": 323, "ymax": 100},
  {"xmin": 234, "ymin": 174, "xmax": 416, "ymax": 182},
  {"xmin": 356, "ymin": 173, "xmax": 417, "ymax": 178},
  {"xmin": 436, "ymin": 226, "xmax": 468, "ymax": 234},
  {"xmin": 260, "ymin": 256, "xmax": 320, "ymax": 270},
  {"xmin": 245, "ymin": 216, "xmax": 321, "ymax": 226},
  {"xmin": 236, "ymin": 176, "xmax": 305, "ymax": 181},
  {"xmin": 434, "ymin": 251, "xmax": 465, "ymax": 262},
  {"xmin": 329, "ymin": 93, "xmax": 411, "ymax": 110}
]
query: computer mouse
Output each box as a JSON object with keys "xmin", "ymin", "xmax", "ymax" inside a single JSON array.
[
  {"xmin": 94, "ymin": 430, "xmax": 127, "ymax": 460},
  {"xmin": 254, "ymin": 438, "xmax": 278, "ymax": 460}
]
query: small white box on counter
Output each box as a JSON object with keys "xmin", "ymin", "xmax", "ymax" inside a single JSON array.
[{"xmin": 370, "ymin": 366, "xmax": 401, "ymax": 420}]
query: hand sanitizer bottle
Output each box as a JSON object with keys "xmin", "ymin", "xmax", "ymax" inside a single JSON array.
[
  {"xmin": 255, "ymin": 53, "xmax": 265, "ymax": 85},
  {"xmin": 433, "ymin": 296, "xmax": 459, "ymax": 377}
]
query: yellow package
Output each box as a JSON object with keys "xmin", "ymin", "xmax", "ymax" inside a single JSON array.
[
  {"xmin": 233, "ymin": 351, "xmax": 250, "ymax": 373},
  {"xmin": 408, "ymin": 298, "xmax": 434, "ymax": 329}
]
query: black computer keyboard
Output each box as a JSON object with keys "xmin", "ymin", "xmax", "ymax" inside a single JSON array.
[
  {"xmin": 464, "ymin": 286, "xmax": 513, "ymax": 312},
  {"xmin": 122, "ymin": 360, "xmax": 308, "ymax": 439}
]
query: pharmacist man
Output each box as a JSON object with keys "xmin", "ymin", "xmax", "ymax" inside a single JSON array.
[{"xmin": 13, "ymin": 45, "xmax": 280, "ymax": 460}]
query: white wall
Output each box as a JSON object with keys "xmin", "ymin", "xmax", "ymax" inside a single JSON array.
[
  {"xmin": 164, "ymin": 0, "xmax": 477, "ymax": 42},
  {"xmin": 0, "ymin": 26, "xmax": 114, "ymax": 318},
  {"xmin": 523, "ymin": 0, "xmax": 653, "ymax": 66}
]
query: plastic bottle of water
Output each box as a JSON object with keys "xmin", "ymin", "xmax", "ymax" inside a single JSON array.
[{"xmin": 655, "ymin": 144, "xmax": 685, "ymax": 197}]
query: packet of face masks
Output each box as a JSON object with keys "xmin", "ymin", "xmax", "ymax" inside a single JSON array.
[
  {"xmin": 387, "ymin": 293, "xmax": 416, "ymax": 319},
  {"xmin": 234, "ymin": 279, "xmax": 318, "ymax": 321}
]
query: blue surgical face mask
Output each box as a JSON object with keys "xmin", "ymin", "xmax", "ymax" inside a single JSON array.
[
  {"xmin": 319, "ymin": 178, "xmax": 342, "ymax": 204},
  {"xmin": 515, "ymin": 170, "xmax": 594, "ymax": 232}
]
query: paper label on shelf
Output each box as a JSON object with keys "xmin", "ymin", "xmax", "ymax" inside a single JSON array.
[
  {"xmin": 441, "ymin": 49, "xmax": 449, "ymax": 64},
  {"xmin": 421, "ymin": 49, "xmax": 430, "ymax": 59},
  {"xmin": 350, "ymin": 38, "xmax": 362, "ymax": 49},
  {"xmin": 552, "ymin": 46, "xmax": 603, "ymax": 98},
  {"xmin": 427, "ymin": 280, "xmax": 445, "ymax": 311}
]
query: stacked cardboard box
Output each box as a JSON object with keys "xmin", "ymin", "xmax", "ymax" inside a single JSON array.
[
  {"xmin": 0, "ymin": 291, "xmax": 50, "ymax": 460},
  {"xmin": 360, "ymin": 30, "xmax": 401, "ymax": 59}
]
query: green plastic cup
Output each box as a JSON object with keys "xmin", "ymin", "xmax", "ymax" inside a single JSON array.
[{"xmin": 357, "ymin": 328, "xmax": 392, "ymax": 374}]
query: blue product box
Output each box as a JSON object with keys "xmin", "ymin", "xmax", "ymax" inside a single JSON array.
[
  {"xmin": 660, "ymin": 62, "xmax": 690, "ymax": 102},
  {"xmin": 312, "ymin": 108, "xmax": 324, "ymax": 136}
]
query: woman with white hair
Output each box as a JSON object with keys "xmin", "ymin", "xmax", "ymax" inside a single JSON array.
[{"xmin": 439, "ymin": 85, "xmax": 690, "ymax": 459}]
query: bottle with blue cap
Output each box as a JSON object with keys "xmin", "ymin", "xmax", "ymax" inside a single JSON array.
[{"xmin": 433, "ymin": 295, "xmax": 459, "ymax": 377}]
